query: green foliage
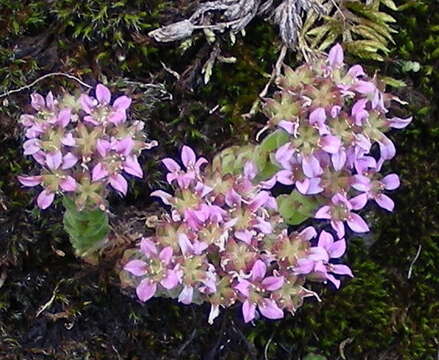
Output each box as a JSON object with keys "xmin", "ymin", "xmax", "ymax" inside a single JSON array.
[
  {"xmin": 277, "ymin": 191, "xmax": 320, "ymax": 226},
  {"xmin": 62, "ymin": 197, "xmax": 109, "ymax": 257},
  {"xmin": 302, "ymin": 0, "xmax": 399, "ymax": 61}
]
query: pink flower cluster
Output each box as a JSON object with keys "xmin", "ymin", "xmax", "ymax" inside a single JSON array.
[
  {"xmin": 262, "ymin": 44, "xmax": 411, "ymax": 238},
  {"xmin": 122, "ymin": 146, "xmax": 353, "ymax": 323},
  {"xmin": 18, "ymin": 84, "xmax": 156, "ymax": 209}
]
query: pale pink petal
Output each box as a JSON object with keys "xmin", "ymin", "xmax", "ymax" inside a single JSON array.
[
  {"xmin": 109, "ymin": 174, "xmax": 128, "ymax": 195},
  {"xmin": 309, "ymin": 107, "xmax": 327, "ymax": 128},
  {"xmin": 96, "ymin": 139, "xmax": 111, "ymax": 158},
  {"xmin": 249, "ymin": 191, "xmax": 270, "ymax": 211},
  {"xmin": 294, "ymin": 258, "xmax": 315, "ymax": 274},
  {"xmin": 328, "ymin": 43, "xmax": 344, "ymax": 68},
  {"xmin": 160, "ymin": 270, "xmax": 180, "ymax": 289},
  {"xmin": 96, "ymin": 84, "xmax": 111, "ymax": 105},
  {"xmin": 178, "ymin": 285, "xmax": 194, "ymax": 304},
  {"xmin": 23, "ymin": 139, "xmax": 40, "ymax": 155},
  {"xmin": 123, "ymin": 155, "xmax": 143, "ymax": 178},
  {"xmin": 261, "ymin": 276, "xmax": 284, "ymax": 291},
  {"xmin": 37, "ymin": 190, "xmax": 55, "ymax": 209},
  {"xmin": 62, "ymin": 152, "xmax": 78, "ymax": 170},
  {"xmin": 114, "ymin": 136, "xmax": 134, "ymax": 156},
  {"xmin": 254, "ymin": 218, "xmax": 272, "ymax": 234},
  {"xmin": 349, "ymin": 193, "xmax": 368, "ymax": 210},
  {"xmin": 306, "ymin": 177, "xmax": 323, "ymax": 194},
  {"xmin": 258, "ymin": 299, "xmax": 284, "ymax": 320},
  {"xmin": 242, "ymin": 300, "xmax": 256, "ymax": 323},
  {"xmin": 113, "ymin": 95, "xmax": 132, "ymax": 111},
  {"xmin": 159, "ymin": 247, "xmax": 173, "ymax": 264},
  {"xmin": 46, "ymin": 151, "xmax": 62, "ymax": 170},
  {"xmin": 331, "ymin": 264, "xmax": 353, "ymax": 277},
  {"xmin": 331, "ymin": 148, "xmax": 347, "ymax": 171},
  {"xmin": 234, "ymin": 230, "xmax": 253, "ymax": 244},
  {"xmin": 140, "ymin": 237, "xmax": 158, "ymax": 256},
  {"xmin": 296, "ymin": 178, "xmax": 310, "ymax": 194},
  {"xmin": 276, "ymin": 170, "xmax": 294, "ymax": 185},
  {"xmin": 162, "ymin": 158, "xmax": 180, "ymax": 172},
  {"xmin": 30, "ymin": 93, "xmax": 45, "ymax": 111},
  {"xmin": 60, "ymin": 176, "xmax": 77, "ymax": 192},
  {"xmin": 181, "ymin": 145, "xmax": 196, "ymax": 168},
  {"xmin": 251, "ymin": 260, "xmax": 267, "ymax": 281},
  {"xmin": 234, "ymin": 280, "xmax": 251, "ymax": 297},
  {"xmin": 108, "ymin": 110, "xmax": 126, "ymax": 125},
  {"xmin": 388, "ymin": 116, "xmax": 412, "ymax": 129},
  {"xmin": 318, "ymin": 230, "xmax": 334, "ymax": 249},
  {"xmin": 315, "ymin": 205, "xmax": 331, "ymax": 219},
  {"xmin": 150, "ymin": 190, "xmax": 173, "ymax": 205},
  {"xmin": 347, "ymin": 213, "xmax": 369, "ymax": 233},
  {"xmin": 326, "ymin": 274, "xmax": 341, "ymax": 288},
  {"xmin": 57, "ymin": 108, "xmax": 71, "ymax": 127},
  {"xmin": 375, "ymin": 193, "xmax": 394, "ymax": 211},
  {"xmin": 382, "ymin": 174, "xmax": 400, "ymax": 190},
  {"xmin": 302, "ymin": 154, "xmax": 322, "ymax": 178},
  {"xmin": 278, "ymin": 120, "xmax": 297, "ymax": 134},
  {"xmin": 320, "ymin": 135, "xmax": 341, "ymax": 154},
  {"xmin": 275, "ymin": 143, "xmax": 294, "ymax": 166},
  {"xmin": 61, "ymin": 132, "xmax": 76, "ymax": 146},
  {"xmin": 92, "ymin": 163, "xmax": 109, "ymax": 181},
  {"xmin": 331, "ymin": 220, "xmax": 345, "ymax": 239},
  {"xmin": 18, "ymin": 175, "xmax": 42, "ymax": 187},
  {"xmin": 45, "ymin": 91, "xmax": 55, "ymax": 110},
  {"xmin": 347, "ymin": 64, "xmax": 365, "ymax": 78},
  {"xmin": 328, "ymin": 239, "xmax": 346, "ymax": 258},
  {"xmin": 79, "ymin": 94, "xmax": 96, "ymax": 114},
  {"xmin": 124, "ymin": 259, "xmax": 147, "ymax": 276},
  {"xmin": 299, "ymin": 226, "xmax": 317, "ymax": 241},
  {"xmin": 136, "ymin": 279, "xmax": 157, "ymax": 302}
]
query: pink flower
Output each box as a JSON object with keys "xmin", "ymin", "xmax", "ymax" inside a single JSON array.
[
  {"xmin": 234, "ymin": 260, "xmax": 284, "ymax": 323},
  {"xmin": 315, "ymin": 193, "xmax": 369, "ymax": 238},
  {"xmin": 162, "ymin": 146, "xmax": 207, "ymax": 188},
  {"xmin": 295, "ymin": 230, "xmax": 353, "ymax": 288}
]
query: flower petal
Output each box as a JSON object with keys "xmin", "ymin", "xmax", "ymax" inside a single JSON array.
[
  {"xmin": 60, "ymin": 176, "xmax": 77, "ymax": 192},
  {"xmin": 92, "ymin": 163, "xmax": 109, "ymax": 181},
  {"xmin": 160, "ymin": 270, "xmax": 180, "ymax": 289},
  {"xmin": 109, "ymin": 174, "xmax": 128, "ymax": 195},
  {"xmin": 136, "ymin": 279, "xmax": 157, "ymax": 302},
  {"xmin": 37, "ymin": 190, "xmax": 55, "ymax": 209},
  {"xmin": 181, "ymin": 145, "xmax": 196, "ymax": 168},
  {"xmin": 96, "ymin": 84, "xmax": 111, "ymax": 105},
  {"xmin": 251, "ymin": 260, "xmax": 266, "ymax": 281},
  {"xmin": 113, "ymin": 95, "xmax": 132, "ymax": 111},
  {"xmin": 382, "ymin": 174, "xmax": 400, "ymax": 190},
  {"xmin": 124, "ymin": 259, "xmax": 147, "ymax": 276},
  {"xmin": 347, "ymin": 213, "xmax": 369, "ymax": 233},
  {"xmin": 123, "ymin": 155, "xmax": 143, "ymax": 178},
  {"xmin": 261, "ymin": 276, "xmax": 284, "ymax": 291},
  {"xmin": 315, "ymin": 205, "xmax": 331, "ymax": 219},
  {"xmin": 159, "ymin": 247, "xmax": 173, "ymax": 264},
  {"xmin": 162, "ymin": 158, "xmax": 180, "ymax": 172},
  {"xmin": 18, "ymin": 175, "xmax": 42, "ymax": 187},
  {"xmin": 331, "ymin": 264, "xmax": 353, "ymax": 277},
  {"xmin": 375, "ymin": 193, "xmax": 394, "ymax": 211},
  {"xmin": 242, "ymin": 300, "xmax": 256, "ymax": 323},
  {"xmin": 328, "ymin": 239, "xmax": 346, "ymax": 258},
  {"xmin": 350, "ymin": 193, "xmax": 368, "ymax": 210},
  {"xmin": 178, "ymin": 285, "xmax": 194, "ymax": 304},
  {"xmin": 328, "ymin": 43, "xmax": 344, "ymax": 68},
  {"xmin": 258, "ymin": 299, "xmax": 284, "ymax": 320}
]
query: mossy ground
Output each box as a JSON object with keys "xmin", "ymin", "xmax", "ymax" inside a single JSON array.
[{"xmin": 0, "ymin": 1, "xmax": 438, "ymax": 359}]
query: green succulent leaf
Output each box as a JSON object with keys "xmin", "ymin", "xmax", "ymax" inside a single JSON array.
[
  {"xmin": 277, "ymin": 191, "xmax": 320, "ymax": 225},
  {"xmin": 63, "ymin": 197, "xmax": 109, "ymax": 257}
]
